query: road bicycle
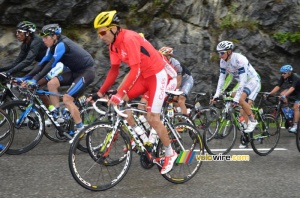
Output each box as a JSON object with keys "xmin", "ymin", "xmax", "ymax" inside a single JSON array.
[
  {"xmin": 0, "ymin": 108, "xmax": 14, "ymax": 157},
  {"xmin": 68, "ymin": 91, "xmax": 204, "ymax": 191},
  {"xmin": 261, "ymin": 93, "xmax": 300, "ymax": 152},
  {"xmin": 204, "ymin": 92, "xmax": 280, "ymax": 156},
  {"xmin": 0, "ymin": 84, "xmax": 103, "ymax": 154},
  {"xmin": 262, "ymin": 93, "xmax": 297, "ymax": 130}
]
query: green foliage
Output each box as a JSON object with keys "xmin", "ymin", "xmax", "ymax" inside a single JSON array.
[
  {"xmin": 219, "ymin": 3, "xmax": 258, "ymax": 31},
  {"xmin": 273, "ymin": 32, "xmax": 300, "ymax": 44}
]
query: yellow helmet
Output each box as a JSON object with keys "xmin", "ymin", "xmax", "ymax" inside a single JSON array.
[
  {"xmin": 159, "ymin": 46, "xmax": 173, "ymax": 56},
  {"xmin": 94, "ymin": 10, "xmax": 120, "ymax": 29}
]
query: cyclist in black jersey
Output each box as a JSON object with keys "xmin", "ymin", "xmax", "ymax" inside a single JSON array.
[
  {"xmin": 268, "ymin": 65, "xmax": 300, "ymax": 133},
  {"xmin": 0, "ymin": 21, "xmax": 47, "ymax": 76},
  {"xmin": 27, "ymin": 24, "xmax": 95, "ymax": 136}
]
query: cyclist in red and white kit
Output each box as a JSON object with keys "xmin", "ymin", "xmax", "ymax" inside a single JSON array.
[{"xmin": 91, "ymin": 10, "xmax": 178, "ymax": 174}]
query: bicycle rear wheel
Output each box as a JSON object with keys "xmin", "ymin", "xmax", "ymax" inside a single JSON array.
[
  {"xmin": 203, "ymin": 116, "xmax": 237, "ymax": 155},
  {"xmin": 157, "ymin": 122, "xmax": 204, "ymax": 184},
  {"xmin": 68, "ymin": 121, "xmax": 132, "ymax": 191},
  {"xmin": 250, "ymin": 114, "xmax": 280, "ymax": 156},
  {"xmin": 0, "ymin": 109, "xmax": 14, "ymax": 157},
  {"xmin": 1, "ymin": 100, "xmax": 44, "ymax": 155}
]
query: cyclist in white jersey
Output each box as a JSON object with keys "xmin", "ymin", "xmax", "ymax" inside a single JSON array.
[{"xmin": 211, "ymin": 41, "xmax": 261, "ymax": 133}]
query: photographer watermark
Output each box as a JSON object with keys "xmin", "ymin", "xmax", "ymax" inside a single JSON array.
[{"xmin": 175, "ymin": 151, "xmax": 250, "ymax": 164}]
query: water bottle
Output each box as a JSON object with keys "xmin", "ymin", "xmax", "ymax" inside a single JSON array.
[
  {"xmin": 148, "ymin": 128, "xmax": 158, "ymax": 144},
  {"xmin": 134, "ymin": 126, "xmax": 149, "ymax": 144},
  {"xmin": 258, "ymin": 108, "xmax": 263, "ymax": 115},
  {"xmin": 167, "ymin": 102, "xmax": 174, "ymax": 118},
  {"xmin": 195, "ymin": 101, "xmax": 201, "ymax": 110},
  {"xmin": 139, "ymin": 115, "xmax": 150, "ymax": 131},
  {"xmin": 288, "ymin": 109, "xmax": 294, "ymax": 119},
  {"xmin": 239, "ymin": 116, "xmax": 247, "ymax": 130},
  {"xmin": 282, "ymin": 107, "xmax": 290, "ymax": 119},
  {"xmin": 48, "ymin": 105, "xmax": 58, "ymax": 119},
  {"xmin": 187, "ymin": 108, "xmax": 191, "ymax": 115},
  {"xmin": 62, "ymin": 108, "xmax": 70, "ymax": 119},
  {"xmin": 176, "ymin": 107, "xmax": 181, "ymax": 113}
]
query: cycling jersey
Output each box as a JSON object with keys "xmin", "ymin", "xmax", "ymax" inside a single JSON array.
[
  {"xmin": 0, "ymin": 34, "xmax": 47, "ymax": 75},
  {"xmin": 30, "ymin": 35, "xmax": 94, "ymax": 81},
  {"xmin": 169, "ymin": 57, "xmax": 191, "ymax": 77},
  {"xmin": 277, "ymin": 73, "xmax": 300, "ymax": 91},
  {"xmin": 99, "ymin": 29, "xmax": 165, "ymax": 96},
  {"xmin": 214, "ymin": 52, "xmax": 260, "ymax": 103},
  {"xmin": 168, "ymin": 57, "xmax": 193, "ymax": 96}
]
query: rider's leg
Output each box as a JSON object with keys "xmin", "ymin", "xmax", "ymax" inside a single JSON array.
[{"xmin": 47, "ymin": 77, "xmax": 60, "ymax": 109}]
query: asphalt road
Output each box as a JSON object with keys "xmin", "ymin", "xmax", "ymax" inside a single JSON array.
[{"xmin": 0, "ymin": 129, "xmax": 299, "ymax": 198}]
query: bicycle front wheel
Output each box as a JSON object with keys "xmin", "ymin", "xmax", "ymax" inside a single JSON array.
[
  {"xmin": 203, "ymin": 116, "xmax": 237, "ymax": 155},
  {"xmin": 68, "ymin": 121, "xmax": 132, "ymax": 191},
  {"xmin": 1, "ymin": 100, "xmax": 44, "ymax": 155},
  {"xmin": 0, "ymin": 109, "xmax": 14, "ymax": 157},
  {"xmin": 250, "ymin": 114, "xmax": 280, "ymax": 156},
  {"xmin": 192, "ymin": 106, "xmax": 220, "ymax": 136},
  {"xmin": 157, "ymin": 122, "xmax": 204, "ymax": 184}
]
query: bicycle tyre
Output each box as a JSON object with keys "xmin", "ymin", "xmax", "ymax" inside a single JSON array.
[
  {"xmin": 296, "ymin": 125, "xmax": 300, "ymax": 152},
  {"xmin": 203, "ymin": 115, "xmax": 237, "ymax": 155},
  {"xmin": 0, "ymin": 109, "xmax": 14, "ymax": 157},
  {"xmin": 250, "ymin": 114, "xmax": 280, "ymax": 156},
  {"xmin": 157, "ymin": 122, "xmax": 204, "ymax": 184},
  {"xmin": 1, "ymin": 100, "xmax": 44, "ymax": 155},
  {"xmin": 68, "ymin": 121, "xmax": 132, "ymax": 191},
  {"xmin": 173, "ymin": 113, "xmax": 194, "ymax": 125},
  {"xmin": 74, "ymin": 105, "xmax": 108, "ymax": 153},
  {"xmin": 192, "ymin": 106, "xmax": 220, "ymax": 136}
]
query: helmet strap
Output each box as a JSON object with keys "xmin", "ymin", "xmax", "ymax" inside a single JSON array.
[
  {"xmin": 225, "ymin": 50, "xmax": 232, "ymax": 61},
  {"xmin": 24, "ymin": 32, "xmax": 32, "ymax": 44},
  {"xmin": 110, "ymin": 26, "xmax": 120, "ymax": 44}
]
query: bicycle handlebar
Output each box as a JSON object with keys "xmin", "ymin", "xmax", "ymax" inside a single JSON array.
[
  {"xmin": 92, "ymin": 98, "xmax": 108, "ymax": 115},
  {"xmin": 113, "ymin": 105, "xmax": 128, "ymax": 118},
  {"xmin": 92, "ymin": 98, "xmax": 128, "ymax": 118}
]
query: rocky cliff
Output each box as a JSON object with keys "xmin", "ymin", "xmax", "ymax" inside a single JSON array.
[{"xmin": 1, "ymin": 0, "xmax": 300, "ymax": 98}]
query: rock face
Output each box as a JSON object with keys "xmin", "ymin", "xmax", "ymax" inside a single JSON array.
[{"xmin": 1, "ymin": 0, "xmax": 300, "ymax": 99}]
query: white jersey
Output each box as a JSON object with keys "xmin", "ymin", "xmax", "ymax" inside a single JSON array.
[{"xmin": 214, "ymin": 52, "xmax": 260, "ymax": 103}]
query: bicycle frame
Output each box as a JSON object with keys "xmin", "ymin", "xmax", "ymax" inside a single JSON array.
[
  {"xmin": 15, "ymin": 88, "xmax": 72, "ymax": 136},
  {"xmin": 94, "ymin": 101, "xmax": 186, "ymax": 167}
]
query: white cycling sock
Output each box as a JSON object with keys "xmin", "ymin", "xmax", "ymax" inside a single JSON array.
[{"xmin": 164, "ymin": 144, "xmax": 173, "ymax": 156}]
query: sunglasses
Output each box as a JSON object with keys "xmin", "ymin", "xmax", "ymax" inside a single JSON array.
[
  {"xmin": 98, "ymin": 27, "xmax": 113, "ymax": 36},
  {"xmin": 16, "ymin": 29, "xmax": 27, "ymax": 34},
  {"xmin": 281, "ymin": 73, "xmax": 287, "ymax": 75},
  {"xmin": 40, "ymin": 32, "xmax": 51, "ymax": 37},
  {"xmin": 218, "ymin": 51, "xmax": 228, "ymax": 55}
]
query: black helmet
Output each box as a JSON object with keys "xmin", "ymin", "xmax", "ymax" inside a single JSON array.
[
  {"xmin": 16, "ymin": 21, "xmax": 36, "ymax": 33},
  {"xmin": 40, "ymin": 24, "xmax": 62, "ymax": 37}
]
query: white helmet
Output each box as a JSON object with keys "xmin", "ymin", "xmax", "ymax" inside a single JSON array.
[{"xmin": 216, "ymin": 41, "xmax": 234, "ymax": 51}]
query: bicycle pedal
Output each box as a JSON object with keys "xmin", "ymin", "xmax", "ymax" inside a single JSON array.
[{"xmin": 153, "ymin": 158, "xmax": 163, "ymax": 167}]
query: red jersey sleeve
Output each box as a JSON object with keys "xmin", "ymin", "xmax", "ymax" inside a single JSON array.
[
  {"xmin": 99, "ymin": 64, "xmax": 120, "ymax": 94},
  {"xmin": 117, "ymin": 64, "xmax": 140, "ymax": 97}
]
